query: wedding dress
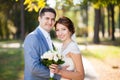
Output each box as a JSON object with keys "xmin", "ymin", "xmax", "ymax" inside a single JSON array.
[
  {"xmin": 56, "ymin": 34, "xmax": 98, "ymax": 80},
  {"xmin": 58, "ymin": 41, "xmax": 98, "ymax": 80},
  {"xmin": 59, "ymin": 41, "xmax": 80, "ymax": 80}
]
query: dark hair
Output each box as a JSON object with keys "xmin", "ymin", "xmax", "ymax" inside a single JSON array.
[
  {"xmin": 39, "ymin": 7, "xmax": 56, "ymax": 17},
  {"xmin": 54, "ymin": 16, "xmax": 75, "ymax": 35}
]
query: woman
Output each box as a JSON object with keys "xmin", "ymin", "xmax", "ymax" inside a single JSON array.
[{"xmin": 49, "ymin": 16, "xmax": 84, "ymax": 80}]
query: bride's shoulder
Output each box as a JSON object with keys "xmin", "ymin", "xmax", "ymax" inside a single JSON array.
[
  {"xmin": 69, "ymin": 41, "xmax": 78, "ymax": 47},
  {"xmin": 68, "ymin": 41, "xmax": 80, "ymax": 54}
]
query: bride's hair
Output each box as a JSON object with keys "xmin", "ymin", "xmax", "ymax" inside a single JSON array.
[{"xmin": 54, "ymin": 16, "xmax": 75, "ymax": 35}]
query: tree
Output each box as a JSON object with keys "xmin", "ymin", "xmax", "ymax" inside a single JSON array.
[
  {"xmin": 83, "ymin": 0, "xmax": 120, "ymax": 43},
  {"xmin": 20, "ymin": 0, "xmax": 25, "ymax": 40},
  {"xmin": 93, "ymin": 8, "xmax": 101, "ymax": 43},
  {"xmin": 0, "ymin": 0, "xmax": 18, "ymax": 39},
  {"xmin": 17, "ymin": 0, "xmax": 120, "ymax": 42},
  {"xmin": 101, "ymin": 8, "xmax": 105, "ymax": 38}
]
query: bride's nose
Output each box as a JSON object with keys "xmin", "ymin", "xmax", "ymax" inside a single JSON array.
[{"xmin": 58, "ymin": 31, "xmax": 63, "ymax": 36}]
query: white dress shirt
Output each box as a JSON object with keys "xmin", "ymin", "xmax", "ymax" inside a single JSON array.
[{"xmin": 38, "ymin": 26, "xmax": 53, "ymax": 50}]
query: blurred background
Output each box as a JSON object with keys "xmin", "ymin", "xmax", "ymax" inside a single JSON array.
[{"xmin": 0, "ymin": 0, "xmax": 120, "ymax": 80}]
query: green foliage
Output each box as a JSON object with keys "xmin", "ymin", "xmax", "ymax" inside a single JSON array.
[
  {"xmin": 24, "ymin": 11, "xmax": 38, "ymax": 33},
  {"xmin": 81, "ymin": 50, "xmax": 105, "ymax": 59},
  {"xmin": 41, "ymin": 59, "xmax": 64, "ymax": 67},
  {"xmin": 49, "ymin": 78, "xmax": 54, "ymax": 80},
  {"xmin": 82, "ymin": 0, "xmax": 120, "ymax": 9}
]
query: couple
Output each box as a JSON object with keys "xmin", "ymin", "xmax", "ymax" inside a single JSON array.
[{"xmin": 24, "ymin": 7, "xmax": 87, "ymax": 80}]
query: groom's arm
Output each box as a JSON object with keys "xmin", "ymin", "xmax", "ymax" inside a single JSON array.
[{"xmin": 24, "ymin": 35, "xmax": 50, "ymax": 78}]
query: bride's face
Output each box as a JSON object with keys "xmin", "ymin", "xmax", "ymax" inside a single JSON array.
[{"xmin": 55, "ymin": 23, "xmax": 71, "ymax": 41}]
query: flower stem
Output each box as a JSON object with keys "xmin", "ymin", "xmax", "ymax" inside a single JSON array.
[{"xmin": 49, "ymin": 78, "xmax": 54, "ymax": 80}]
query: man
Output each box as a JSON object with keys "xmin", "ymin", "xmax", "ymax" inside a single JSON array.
[{"xmin": 24, "ymin": 7, "xmax": 60, "ymax": 80}]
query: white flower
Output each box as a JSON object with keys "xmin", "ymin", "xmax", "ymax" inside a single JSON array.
[
  {"xmin": 41, "ymin": 50, "xmax": 64, "ymax": 67},
  {"xmin": 41, "ymin": 51, "xmax": 54, "ymax": 60},
  {"xmin": 42, "ymin": 50, "xmax": 61, "ymax": 61},
  {"xmin": 53, "ymin": 54, "xmax": 59, "ymax": 62},
  {"xmin": 57, "ymin": 53, "xmax": 63, "ymax": 59}
]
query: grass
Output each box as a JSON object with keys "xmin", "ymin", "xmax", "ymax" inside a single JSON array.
[
  {"xmin": 79, "ymin": 37, "xmax": 120, "ymax": 60},
  {"xmin": 0, "ymin": 48, "xmax": 24, "ymax": 80},
  {"xmin": 81, "ymin": 45, "xmax": 120, "ymax": 59}
]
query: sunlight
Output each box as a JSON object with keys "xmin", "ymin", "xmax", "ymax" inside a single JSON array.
[
  {"xmin": 47, "ymin": 0, "xmax": 56, "ymax": 8},
  {"xmin": 73, "ymin": 0, "xmax": 82, "ymax": 5},
  {"xmin": 1, "ymin": 43, "xmax": 20, "ymax": 48}
]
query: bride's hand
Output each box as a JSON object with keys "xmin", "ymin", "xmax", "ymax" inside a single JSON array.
[
  {"xmin": 49, "ymin": 64, "xmax": 60, "ymax": 74},
  {"xmin": 62, "ymin": 65, "xmax": 69, "ymax": 70}
]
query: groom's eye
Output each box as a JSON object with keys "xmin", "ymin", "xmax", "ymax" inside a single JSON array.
[
  {"xmin": 56, "ymin": 29, "xmax": 59, "ymax": 31},
  {"xmin": 52, "ymin": 18, "xmax": 55, "ymax": 21},
  {"xmin": 62, "ymin": 28, "xmax": 66, "ymax": 31}
]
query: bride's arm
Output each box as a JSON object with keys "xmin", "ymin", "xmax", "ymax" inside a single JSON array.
[
  {"xmin": 60, "ymin": 53, "xmax": 84, "ymax": 80},
  {"xmin": 50, "ymin": 52, "xmax": 84, "ymax": 80}
]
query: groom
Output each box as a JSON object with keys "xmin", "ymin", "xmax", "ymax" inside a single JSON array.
[{"xmin": 23, "ymin": 7, "xmax": 60, "ymax": 80}]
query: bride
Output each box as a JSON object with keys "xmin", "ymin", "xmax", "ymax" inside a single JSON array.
[{"xmin": 49, "ymin": 16, "xmax": 84, "ymax": 80}]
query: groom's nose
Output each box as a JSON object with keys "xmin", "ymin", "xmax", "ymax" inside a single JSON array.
[{"xmin": 48, "ymin": 19, "xmax": 55, "ymax": 25}]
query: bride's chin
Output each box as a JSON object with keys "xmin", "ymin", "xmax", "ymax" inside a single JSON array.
[
  {"xmin": 60, "ymin": 39, "xmax": 65, "ymax": 41},
  {"xmin": 58, "ymin": 38, "xmax": 64, "ymax": 41}
]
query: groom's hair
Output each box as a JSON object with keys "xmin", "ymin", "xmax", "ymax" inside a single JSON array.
[{"xmin": 39, "ymin": 7, "xmax": 56, "ymax": 18}]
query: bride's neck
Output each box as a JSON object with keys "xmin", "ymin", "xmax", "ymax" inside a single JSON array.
[
  {"xmin": 62, "ymin": 39, "xmax": 72, "ymax": 49},
  {"xmin": 63, "ymin": 39, "xmax": 72, "ymax": 45}
]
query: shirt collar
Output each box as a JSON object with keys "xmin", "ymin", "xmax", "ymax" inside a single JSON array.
[{"xmin": 38, "ymin": 25, "xmax": 50, "ymax": 39}]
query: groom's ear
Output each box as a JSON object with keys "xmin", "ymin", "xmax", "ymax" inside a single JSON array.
[{"xmin": 38, "ymin": 16, "xmax": 40, "ymax": 22}]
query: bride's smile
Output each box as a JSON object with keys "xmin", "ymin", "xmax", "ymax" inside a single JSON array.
[{"xmin": 55, "ymin": 23, "xmax": 71, "ymax": 42}]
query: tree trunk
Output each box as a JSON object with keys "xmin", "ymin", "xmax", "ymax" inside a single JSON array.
[
  {"xmin": 101, "ymin": 8, "xmax": 105, "ymax": 38},
  {"xmin": 80, "ymin": 5, "xmax": 88, "ymax": 37},
  {"xmin": 119, "ymin": 6, "xmax": 120, "ymax": 37},
  {"xmin": 20, "ymin": 0, "xmax": 25, "ymax": 40},
  {"xmin": 85, "ymin": 5, "xmax": 88, "ymax": 37},
  {"xmin": 93, "ymin": 8, "xmax": 100, "ymax": 44},
  {"xmin": 107, "ymin": 6, "xmax": 111, "ymax": 37},
  {"xmin": 111, "ymin": 4, "xmax": 115, "ymax": 41}
]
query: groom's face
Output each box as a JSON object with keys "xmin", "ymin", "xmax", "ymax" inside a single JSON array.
[{"xmin": 38, "ymin": 12, "xmax": 55, "ymax": 32}]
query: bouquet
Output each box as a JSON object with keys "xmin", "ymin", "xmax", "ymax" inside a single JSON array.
[{"xmin": 41, "ymin": 50, "xmax": 64, "ymax": 80}]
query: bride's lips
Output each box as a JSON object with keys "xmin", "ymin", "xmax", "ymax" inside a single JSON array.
[{"xmin": 59, "ymin": 36, "xmax": 65, "ymax": 39}]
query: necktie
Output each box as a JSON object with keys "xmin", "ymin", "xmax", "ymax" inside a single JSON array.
[
  {"xmin": 52, "ymin": 43, "xmax": 56, "ymax": 51},
  {"xmin": 46, "ymin": 36, "xmax": 53, "ymax": 50}
]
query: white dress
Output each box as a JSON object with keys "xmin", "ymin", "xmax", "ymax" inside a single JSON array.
[
  {"xmin": 59, "ymin": 41, "xmax": 80, "ymax": 80},
  {"xmin": 58, "ymin": 41, "xmax": 98, "ymax": 80}
]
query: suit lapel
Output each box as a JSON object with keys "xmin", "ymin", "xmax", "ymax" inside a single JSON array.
[{"xmin": 35, "ymin": 27, "xmax": 50, "ymax": 51}]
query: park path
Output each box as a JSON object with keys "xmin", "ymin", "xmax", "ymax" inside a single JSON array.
[{"xmin": 89, "ymin": 58, "xmax": 120, "ymax": 80}]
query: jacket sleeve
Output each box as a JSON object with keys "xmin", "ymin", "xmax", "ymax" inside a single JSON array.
[{"xmin": 24, "ymin": 34, "xmax": 50, "ymax": 78}]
